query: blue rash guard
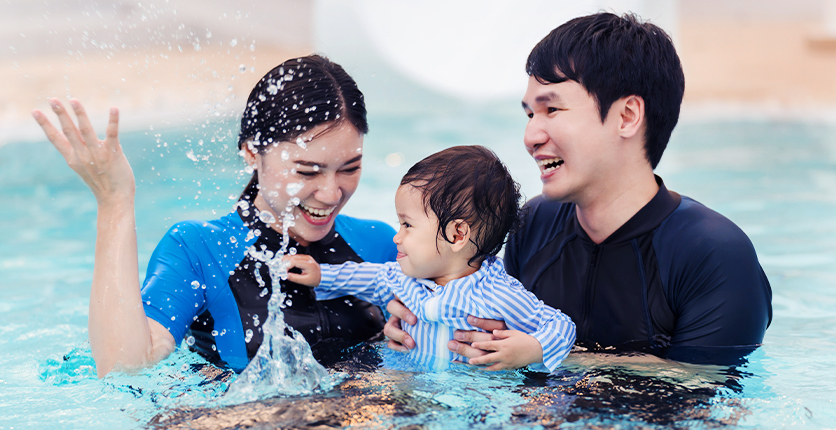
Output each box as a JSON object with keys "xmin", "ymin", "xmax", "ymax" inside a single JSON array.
[
  {"xmin": 141, "ymin": 185, "xmax": 397, "ymax": 371},
  {"xmin": 504, "ymin": 176, "xmax": 773, "ymax": 365}
]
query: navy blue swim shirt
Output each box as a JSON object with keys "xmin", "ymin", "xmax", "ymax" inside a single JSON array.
[
  {"xmin": 141, "ymin": 183, "xmax": 397, "ymax": 370},
  {"xmin": 505, "ymin": 176, "xmax": 772, "ymax": 365}
]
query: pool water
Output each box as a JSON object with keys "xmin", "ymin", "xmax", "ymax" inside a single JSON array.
[{"xmin": 1, "ymin": 103, "xmax": 835, "ymax": 429}]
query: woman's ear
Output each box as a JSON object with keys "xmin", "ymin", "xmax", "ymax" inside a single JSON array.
[
  {"xmin": 241, "ymin": 139, "xmax": 259, "ymax": 169},
  {"xmin": 446, "ymin": 220, "xmax": 472, "ymax": 253}
]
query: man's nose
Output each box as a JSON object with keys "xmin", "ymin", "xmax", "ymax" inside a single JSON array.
[{"xmin": 523, "ymin": 118, "xmax": 548, "ymax": 154}]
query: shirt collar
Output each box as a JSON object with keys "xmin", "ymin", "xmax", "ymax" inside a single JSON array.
[{"xmin": 573, "ymin": 175, "xmax": 681, "ymax": 245}]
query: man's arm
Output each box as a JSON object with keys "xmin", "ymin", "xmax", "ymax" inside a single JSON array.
[{"xmin": 656, "ymin": 199, "xmax": 772, "ymax": 364}]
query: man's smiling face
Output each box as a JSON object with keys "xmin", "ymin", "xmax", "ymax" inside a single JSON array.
[{"xmin": 521, "ymin": 75, "xmax": 622, "ymax": 205}]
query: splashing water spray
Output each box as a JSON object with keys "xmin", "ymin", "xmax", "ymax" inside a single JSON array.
[{"xmin": 223, "ymin": 193, "xmax": 340, "ymax": 403}]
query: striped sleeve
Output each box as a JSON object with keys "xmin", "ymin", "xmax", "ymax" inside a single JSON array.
[
  {"xmin": 483, "ymin": 269, "xmax": 576, "ymax": 372},
  {"xmin": 314, "ymin": 261, "xmax": 400, "ymax": 307}
]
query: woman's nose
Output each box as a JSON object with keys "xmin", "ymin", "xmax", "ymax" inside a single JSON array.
[{"xmin": 314, "ymin": 175, "xmax": 342, "ymax": 205}]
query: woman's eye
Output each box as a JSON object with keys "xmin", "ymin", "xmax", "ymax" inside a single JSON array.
[
  {"xmin": 297, "ymin": 171, "xmax": 318, "ymax": 177},
  {"xmin": 341, "ymin": 166, "xmax": 361, "ymax": 174}
]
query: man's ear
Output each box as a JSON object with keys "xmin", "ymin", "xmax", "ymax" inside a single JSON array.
[
  {"xmin": 446, "ymin": 220, "xmax": 472, "ymax": 253},
  {"xmin": 618, "ymin": 95, "xmax": 645, "ymax": 140}
]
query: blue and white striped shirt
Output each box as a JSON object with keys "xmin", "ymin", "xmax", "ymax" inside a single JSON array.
[{"xmin": 316, "ymin": 256, "xmax": 576, "ymax": 372}]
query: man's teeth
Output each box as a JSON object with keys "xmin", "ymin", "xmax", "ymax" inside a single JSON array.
[
  {"xmin": 537, "ymin": 157, "xmax": 564, "ymax": 172},
  {"xmin": 299, "ymin": 202, "xmax": 335, "ymax": 218}
]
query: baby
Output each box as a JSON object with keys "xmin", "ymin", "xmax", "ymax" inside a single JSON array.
[{"xmin": 285, "ymin": 145, "xmax": 575, "ymax": 371}]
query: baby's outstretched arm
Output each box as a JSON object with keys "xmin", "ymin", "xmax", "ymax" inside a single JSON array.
[{"xmin": 283, "ymin": 255, "xmax": 321, "ymax": 287}]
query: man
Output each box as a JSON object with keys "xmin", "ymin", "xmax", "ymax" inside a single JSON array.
[{"xmin": 385, "ymin": 12, "xmax": 772, "ymax": 366}]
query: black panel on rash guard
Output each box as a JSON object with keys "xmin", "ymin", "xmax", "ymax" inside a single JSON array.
[
  {"xmin": 187, "ymin": 185, "xmax": 385, "ymax": 366},
  {"xmin": 504, "ymin": 176, "xmax": 772, "ymax": 365}
]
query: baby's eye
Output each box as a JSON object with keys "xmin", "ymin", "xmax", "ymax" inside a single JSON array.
[
  {"xmin": 401, "ymin": 222, "xmax": 411, "ymax": 228},
  {"xmin": 547, "ymin": 107, "xmax": 559, "ymax": 113},
  {"xmin": 526, "ymin": 112, "xmax": 533, "ymax": 119}
]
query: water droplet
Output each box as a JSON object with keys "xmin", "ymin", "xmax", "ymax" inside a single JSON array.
[
  {"xmin": 258, "ymin": 210, "xmax": 276, "ymax": 225},
  {"xmin": 245, "ymin": 329, "xmax": 253, "ymax": 343},
  {"xmin": 267, "ymin": 84, "xmax": 278, "ymax": 95},
  {"xmin": 286, "ymin": 182, "xmax": 303, "ymax": 196},
  {"xmin": 281, "ymin": 150, "xmax": 289, "ymax": 161},
  {"xmin": 239, "ymin": 64, "xmax": 247, "ymax": 73},
  {"xmin": 295, "ymin": 137, "xmax": 307, "ymax": 149},
  {"xmin": 186, "ymin": 336, "xmax": 195, "ymax": 346},
  {"xmin": 230, "ymin": 38, "xmax": 238, "ymax": 47},
  {"xmin": 191, "ymin": 280, "xmax": 201, "ymax": 289},
  {"xmin": 211, "ymin": 330, "xmax": 219, "ymax": 336}
]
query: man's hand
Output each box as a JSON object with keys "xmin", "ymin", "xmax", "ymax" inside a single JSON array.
[
  {"xmin": 447, "ymin": 315, "xmax": 508, "ymax": 359},
  {"xmin": 468, "ymin": 330, "xmax": 544, "ymax": 370},
  {"xmin": 383, "ymin": 297, "xmax": 417, "ymax": 351},
  {"xmin": 283, "ymin": 255, "xmax": 321, "ymax": 287}
]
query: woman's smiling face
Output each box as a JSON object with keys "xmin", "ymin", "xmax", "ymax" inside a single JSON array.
[{"xmin": 244, "ymin": 121, "xmax": 364, "ymax": 245}]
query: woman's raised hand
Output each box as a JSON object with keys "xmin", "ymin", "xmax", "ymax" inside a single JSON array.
[{"xmin": 32, "ymin": 98, "xmax": 135, "ymax": 206}]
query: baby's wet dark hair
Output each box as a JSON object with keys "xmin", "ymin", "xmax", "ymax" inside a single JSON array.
[{"xmin": 400, "ymin": 145, "xmax": 523, "ymax": 267}]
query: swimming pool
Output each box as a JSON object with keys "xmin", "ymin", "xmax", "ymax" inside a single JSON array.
[{"xmin": 1, "ymin": 102, "xmax": 835, "ymax": 429}]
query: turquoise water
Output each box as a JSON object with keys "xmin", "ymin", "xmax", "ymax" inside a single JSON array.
[{"xmin": 1, "ymin": 105, "xmax": 835, "ymax": 429}]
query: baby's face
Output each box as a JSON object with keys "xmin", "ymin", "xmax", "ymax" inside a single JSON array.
[{"xmin": 392, "ymin": 185, "xmax": 458, "ymax": 283}]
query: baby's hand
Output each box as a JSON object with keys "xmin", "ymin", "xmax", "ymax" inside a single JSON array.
[
  {"xmin": 468, "ymin": 330, "xmax": 544, "ymax": 371},
  {"xmin": 282, "ymin": 255, "xmax": 321, "ymax": 287}
]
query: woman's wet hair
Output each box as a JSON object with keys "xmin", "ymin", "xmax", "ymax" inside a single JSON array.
[
  {"xmin": 526, "ymin": 12, "xmax": 685, "ymax": 169},
  {"xmin": 400, "ymin": 145, "xmax": 523, "ymax": 267},
  {"xmin": 238, "ymin": 54, "xmax": 367, "ymax": 150},
  {"xmin": 237, "ymin": 55, "xmax": 368, "ymax": 195}
]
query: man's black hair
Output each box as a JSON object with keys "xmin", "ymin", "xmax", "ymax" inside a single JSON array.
[
  {"xmin": 526, "ymin": 12, "xmax": 685, "ymax": 168},
  {"xmin": 400, "ymin": 145, "xmax": 522, "ymax": 267}
]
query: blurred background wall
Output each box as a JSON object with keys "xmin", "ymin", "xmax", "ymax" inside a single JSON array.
[{"xmin": 2, "ymin": 0, "xmax": 835, "ymax": 145}]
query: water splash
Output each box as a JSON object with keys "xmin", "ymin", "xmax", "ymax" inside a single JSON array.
[{"xmin": 223, "ymin": 198, "xmax": 338, "ymax": 403}]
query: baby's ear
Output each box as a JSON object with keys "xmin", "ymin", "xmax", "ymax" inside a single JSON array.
[{"xmin": 446, "ymin": 219, "xmax": 472, "ymax": 253}]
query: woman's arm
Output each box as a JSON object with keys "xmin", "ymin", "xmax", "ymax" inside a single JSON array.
[{"xmin": 33, "ymin": 99, "xmax": 175, "ymax": 377}]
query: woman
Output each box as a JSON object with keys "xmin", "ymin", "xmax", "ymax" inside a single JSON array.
[{"xmin": 32, "ymin": 55, "xmax": 396, "ymax": 377}]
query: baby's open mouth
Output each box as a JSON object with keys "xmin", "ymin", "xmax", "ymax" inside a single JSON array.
[
  {"xmin": 299, "ymin": 202, "xmax": 336, "ymax": 220},
  {"xmin": 538, "ymin": 157, "xmax": 564, "ymax": 173}
]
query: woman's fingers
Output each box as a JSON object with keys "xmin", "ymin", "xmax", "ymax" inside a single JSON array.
[
  {"xmin": 50, "ymin": 98, "xmax": 85, "ymax": 151},
  {"xmin": 31, "ymin": 109, "xmax": 72, "ymax": 159},
  {"xmin": 69, "ymin": 99, "xmax": 103, "ymax": 147},
  {"xmin": 105, "ymin": 107, "xmax": 120, "ymax": 146}
]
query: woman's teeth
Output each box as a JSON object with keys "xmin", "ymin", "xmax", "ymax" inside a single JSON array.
[
  {"xmin": 299, "ymin": 202, "xmax": 335, "ymax": 219},
  {"xmin": 537, "ymin": 157, "xmax": 565, "ymax": 173}
]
